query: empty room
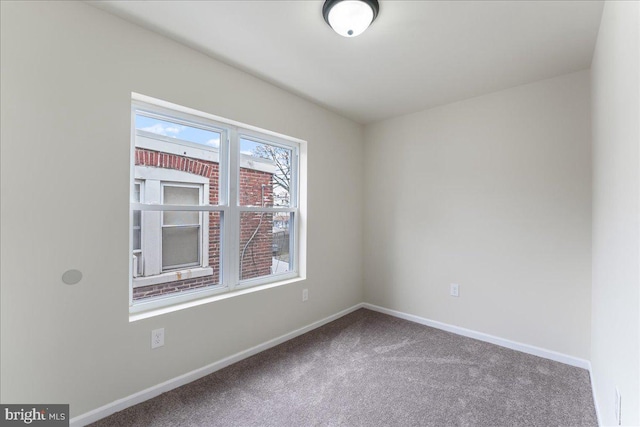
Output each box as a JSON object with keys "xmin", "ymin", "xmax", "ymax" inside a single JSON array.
[{"xmin": 0, "ymin": 0, "xmax": 638, "ymax": 426}]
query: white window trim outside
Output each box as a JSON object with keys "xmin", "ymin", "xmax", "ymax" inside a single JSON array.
[
  {"xmin": 130, "ymin": 94, "xmax": 307, "ymax": 317},
  {"xmin": 133, "ymin": 167, "xmax": 211, "ymax": 285}
]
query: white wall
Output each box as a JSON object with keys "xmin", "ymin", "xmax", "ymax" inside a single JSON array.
[
  {"xmin": 0, "ymin": 1, "xmax": 363, "ymax": 418},
  {"xmin": 590, "ymin": 1, "xmax": 640, "ymax": 425},
  {"xmin": 364, "ymin": 71, "xmax": 592, "ymax": 359}
]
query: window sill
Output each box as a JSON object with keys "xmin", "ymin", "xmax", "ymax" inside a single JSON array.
[
  {"xmin": 132, "ymin": 266, "xmax": 214, "ymax": 288},
  {"xmin": 129, "ymin": 274, "xmax": 304, "ymax": 322}
]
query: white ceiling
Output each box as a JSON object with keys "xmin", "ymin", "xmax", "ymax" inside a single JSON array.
[{"xmin": 91, "ymin": 0, "xmax": 604, "ymax": 124}]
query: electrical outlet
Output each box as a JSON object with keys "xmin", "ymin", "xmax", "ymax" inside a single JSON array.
[
  {"xmin": 615, "ymin": 387, "xmax": 621, "ymax": 425},
  {"xmin": 302, "ymin": 288, "xmax": 309, "ymax": 302},
  {"xmin": 450, "ymin": 283, "xmax": 459, "ymax": 297},
  {"xmin": 151, "ymin": 328, "xmax": 164, "ymax": 349}
]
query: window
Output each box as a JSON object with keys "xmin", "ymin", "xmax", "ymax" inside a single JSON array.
[
  {"xmin": 238, "ymin": 137, "xmax": 296, "ymax": 281},
  {"xmin": 161, "ymin": 184, "xmax": 203, "ymax": 270},
  {"xmin": 130, "ymin": 95, "xmax": 303, "ymax": 312},
  {"xmin": 134, "ymin": 172, "xmax": 211, "ymax": 284}
]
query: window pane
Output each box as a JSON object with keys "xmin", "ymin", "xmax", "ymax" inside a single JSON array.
[
  {"xmin": 135, "ymin": 114, "xmax": 221, "ymax": 150},
  {"xmin": 164, "ymin": 185, "xmax": 199, "ymax": 205},
  {"xmin": 240, "ymin": 138, "xmax": 292, "ymax": 207},
  {"xmin": 163, "ymin": 211, "xmax": 199, "ymax": 226},
  {"xmin": 162, "ymin": 226, "xmax": 199, "ymax": 269},
  {"xmin": 163, "ymin": 186, "xmax": 200, "ymax": 225},
  {"xmin": 134, "ymin": 116, "xmax": 219, "ymax": 206},
  {"xmin": 240, "ymin": 212, "xmax": 292, "ymax": 281}
]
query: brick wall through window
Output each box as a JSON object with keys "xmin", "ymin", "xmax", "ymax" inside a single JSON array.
[{"xmin": 133, "ymin": 148, "xmax": 273, "ymax": 300}]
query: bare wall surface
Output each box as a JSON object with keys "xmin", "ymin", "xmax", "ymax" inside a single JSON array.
[
  {"xmin": 364, "ymin": 71, "xmax": 592, "ymax": 360},
  {"xmin": 0, "ymin": 1, "xmax": 364, "ymax": 417},
  {"xmin": 590, "ymin": 1, "xmax": 640, "ymax": 425}
]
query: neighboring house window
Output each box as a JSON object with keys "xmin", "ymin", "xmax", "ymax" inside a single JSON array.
[
  {"xmin": 134, "ymin": 172, "xmax": 211, "ymax": 290},
  {"xmin": 161, "ymin": 183, "xmax": 203, "ymax": 270},
  {"xmin": 130, "ymin": 96, "xmax": 302, "ymax": 312}
]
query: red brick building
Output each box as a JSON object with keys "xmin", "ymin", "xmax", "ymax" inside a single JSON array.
[{"xmin": 132, "ymin": 142, "xmax": 276, "ymax": 300}]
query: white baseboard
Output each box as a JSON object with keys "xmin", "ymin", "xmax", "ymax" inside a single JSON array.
[
  {"xmin": 70, "ymin": 303, "xmax": 364, "ymax": 427},
  {"xmin": 364, "ymin": 303, "xmax": 600, "ymax": 425},
  {"xmin": 362, "ymin": 303, "xmax": 591, "ymax": 370},
  {"xmin": 71, "ymin": 302, "xmax": 597, "ymax": 426},
  {"xmin": 588, "ymin": 364, "xmax": 602, "ymax": 426}
]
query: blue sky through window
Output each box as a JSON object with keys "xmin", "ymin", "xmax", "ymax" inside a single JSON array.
[
  {"xmin": 135, "ymin": 114, "xmax": 274, "ymax": 158},
  {"xmin": 135, "ymin": 114, "xmax": 220, "ymax": 149},
  {"xmin": 240, "ymin": 137, "xmax": 266, "ymax": 157}
]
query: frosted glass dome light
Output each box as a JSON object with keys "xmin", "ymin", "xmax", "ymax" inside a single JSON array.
[{"xmin": 323, "ymin": 0, "xmax": 379, "ymax": 38}]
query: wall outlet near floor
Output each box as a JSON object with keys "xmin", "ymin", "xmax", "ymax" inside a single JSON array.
[
  {"xmin": 151, "ymin": 328, "xmax": 165, "ymax": 349},
  {"xmin": 614, "ymin": 387, "xmax": 621, "ymax": 425},
  {"xmin": 450, "ymin": 283, "xmax": 459, "ymax": 297},
  {"xmin": 302, "ymin": 288, "xmax": 309, "ymax": 302}
]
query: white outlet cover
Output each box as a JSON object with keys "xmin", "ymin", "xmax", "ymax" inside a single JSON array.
[
  {"xmin": 302, "ymin": 289, "xmax": 309, "ymax": 302},
  {"xmin": 450, "ymin": 283, "xmax": 459, "ymax": 297},
  {"xmin": 151, "ymin": 328, "xmax": 165, "ymax": 349}
]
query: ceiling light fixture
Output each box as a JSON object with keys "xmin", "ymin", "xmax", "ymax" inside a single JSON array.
[{"xmin": 323, "ymin": 0, "xmax": 379, "ymax": 38}]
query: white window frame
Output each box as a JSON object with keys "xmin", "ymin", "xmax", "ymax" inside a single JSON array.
[{"xmin": 130, "ymin": 95, "xmax": 305, "ymax": 316}]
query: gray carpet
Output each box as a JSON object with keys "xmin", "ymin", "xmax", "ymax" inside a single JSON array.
[{"xmin": 91, "ymin": 309, "xmax": 597, "ymax": 426}]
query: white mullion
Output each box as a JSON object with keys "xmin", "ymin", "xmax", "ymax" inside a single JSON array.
[
  {"xmin": 201, "ymin": 183, "xmax": 209, "ymax": 269},
  {"xmin": 219, "ymin": 129, "xmax": 230, "ymax": 287},
  {"xmin": 291, "ymin": 146, "xmax": 300, "ymax": 272},
  {"xmin": 129, "ymin": 105, "xmax": 137, "ymax": 308},
  {"xmin": 292, "ymin": 210, "xmax": 299, "ymax": 273},
  {"xmin": 291, "ymin": 216, "xmax": 299, "ymax": 273},
  {"xmin": 226, "ymin": 129, "xmax": 239, "ymax": 290},
  {"xmin": 219, "ymin": 128, "xmax": 229, "ymax": 207},
  {"xmin": 292, "ymin": 147, "xmax": 300, "ymax": 208}
]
